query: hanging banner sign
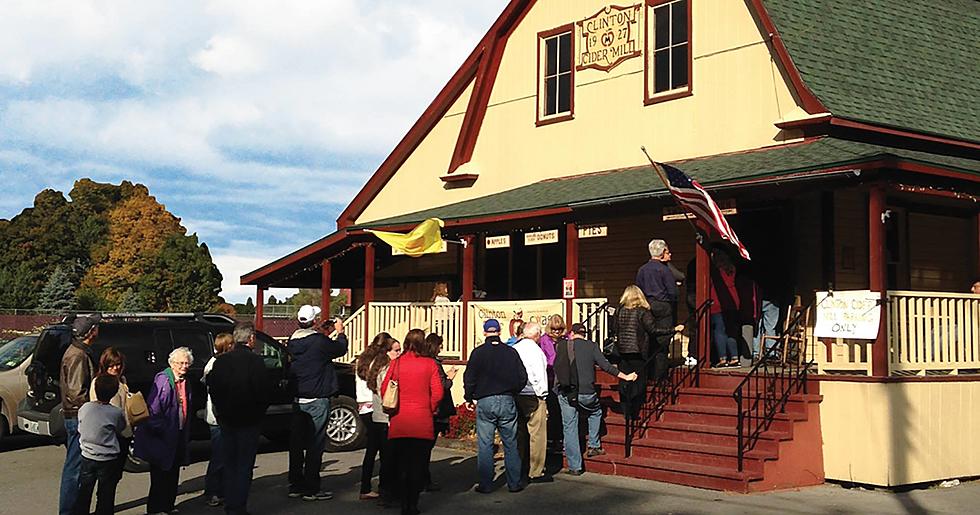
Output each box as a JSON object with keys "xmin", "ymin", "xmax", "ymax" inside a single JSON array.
[
  {"xmin": 578, "ymin": 225, "xmax": 607, "ymax": 238},
  {"xmin": 814, "ymin": 290, "xmax": 882, "ymax": 340},
  {"xmin": 576, "ymin": 4, "xmax": 643, "ymax": 72},
  {"xmin": 469, "ymin": 300, "xmax": 566, "ymax": 348},
  {"xmin": 525, "ymin": 229, "xmax": 559, "ymax": 246},
  {"xmin": 392, "ymin": 241, "xmax": 447, "ymax": 255},
  {"xmin": 486, "ymin": 235, "xmax": 511, "ymax": 249}
]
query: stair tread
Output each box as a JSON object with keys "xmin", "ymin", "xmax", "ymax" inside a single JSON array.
[
  {"xmin": 586, "ymin": 453, "xmax": 763, "ymax": 481},
  {"xmin": 605, "ymin": 436, "xmax": 778, "ymax": 460},
  {"xmin": 650, "ymin": 420, "xmax": 792, "ymax": 440},
  {"xmin": 665, "ymin": 403, "xmax": 808, "ymax": 421}
]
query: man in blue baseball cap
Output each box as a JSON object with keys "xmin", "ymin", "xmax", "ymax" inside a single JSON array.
[{"xmin": 463, "ymin": 318, "xmax": 528, "ymax": 494}]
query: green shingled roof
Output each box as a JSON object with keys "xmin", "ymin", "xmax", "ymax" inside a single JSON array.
[
  {"xmin": 359, "ymin": 137, "xmax": 980, "ymax": 227},
  {"xmin": 764, "ymin": 0, "xmax": 980, "ymax": 143}
]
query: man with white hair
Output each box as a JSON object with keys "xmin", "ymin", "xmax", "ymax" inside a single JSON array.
[
  {"xmin": 636, "ymin": 239, "xmax": 679, "ymax": 378},
  {"xmin": 512, "ymin": 322, "xmax": 549, "ymax": 484}
]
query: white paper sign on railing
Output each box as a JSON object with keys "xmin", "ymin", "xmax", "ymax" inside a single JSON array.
[{"xmin": 814, "ymin": 290, "xmax": 882, "ymax": 340}]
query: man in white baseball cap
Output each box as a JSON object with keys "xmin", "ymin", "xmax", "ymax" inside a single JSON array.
[{"xmin": 286, "ymin": 305, "xmax": 347, "ymax": 501}]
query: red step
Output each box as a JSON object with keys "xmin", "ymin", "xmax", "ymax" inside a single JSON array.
[
  {"xmin": 599, "ymin": 436, "xmax": 777, "ymax": 474},
  {"xmin": 584, "ymin": 453, "xmax": 763, "ymax": 492}
]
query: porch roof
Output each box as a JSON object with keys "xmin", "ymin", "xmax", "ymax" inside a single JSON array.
[{"xmin": 356, "ymin": 137, "xmax": 980, "ymax": 228}]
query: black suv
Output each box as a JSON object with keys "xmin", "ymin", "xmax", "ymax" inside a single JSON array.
[{"xmin": 16, "ymin": 313, "xmax": 365, "ymax": 467}]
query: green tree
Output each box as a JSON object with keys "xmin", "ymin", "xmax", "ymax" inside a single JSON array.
[
  {"xmin": 138, "ymin": 233, "xmax": 223, "ymax": 311},
  {"xmin": 38, "ymin": 265, "xmax": 77, "ymax": 311},
  {"xmin": 116, "ymin": 287, "xmax": 146, "ymax": 312}
]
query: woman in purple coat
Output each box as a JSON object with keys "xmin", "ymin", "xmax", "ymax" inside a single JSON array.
[{"xmin": 134, "ymin": 347, "xmax": 193, "ymax": 514}]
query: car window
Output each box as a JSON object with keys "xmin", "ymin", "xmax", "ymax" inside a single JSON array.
[
  {"xmin": 171, "ymin": 329, "xmax": 213, "ymax": 369},
  {"xmin": 94, "ymin": 324, "xmax": 160, "ymax": 380},
  {"xmin": 0, "ymin": 336, "xmax": 36, "ymax": 370},
  {"xmin": 256, "ymin": 333, "xmax": 284, "ymax": 370},
  {"xmin": 34, "ymin": 327, "xmax": 72, "ymax": 374}
]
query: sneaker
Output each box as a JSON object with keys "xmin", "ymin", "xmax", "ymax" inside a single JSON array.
[
  {"xmin": 685, "ymin": 356, "xmax": 698, "ymax": 367},
  {"xmin": 528, "ymin": 475, "xmax": 554, "ymax": 484},
  {"xmin": 563, "ymin": 469, "xmax": 584, "ymax": 476},
  {"xmin": 287, "ymin": 490, "xmax": 303, "ymax": 499},
  {"xmin": 508, "ymin": 483, "xmax": 526, "ymax": 493},
  {"xmin": 302, "ymin": 491, "xmax": 334, "ymax": 501},
  {"xmin": 473, "ymin": 485, "xmax": 492, "ymax": 494},
  {"xmin": 359, "ymin": 492, "xmax": 380, "ymax": 500},
  {"xmin": 205, "ymin": 495, "xmax": 223, "ymax": 507},
  {"xmin": 586, "ymin": 447, "xmax": 606, "ymax": 457}
]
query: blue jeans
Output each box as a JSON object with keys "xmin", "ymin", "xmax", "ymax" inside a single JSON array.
[
  {"xmin": 557, "ymin": 392, "xmax": 602, "ymax": 472},
  {"xmin": 205, "ymin": 424, "xmax": 225, "ymax": 498},
  {"xmin": 753, "ymin": 300, "xmax": 780, "ymax": 357},
  {"xmin": 221, "ymin": 424, "xmax": 261, "ymax": 515},
  {"xmin": 59, "ymin": 418, "xmax": 81, "ymax": 515},
  {"xmin": 712, "ymin": 313, "xmax": 738, "ymax": 362},
  {"xmin": 475, "ymin": 395, "xmax": 521, "ymax": 490},
  {"xmin": 288, "ymin": 398, "xmax": 330, "ymax": 494}
]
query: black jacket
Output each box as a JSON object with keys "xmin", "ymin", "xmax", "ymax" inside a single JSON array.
[
  {"xmin": 614, "ymin": 307, "xmax": 675, "ymax": 358},
  {"xmin": 463, "ymin": 336, "xmax": 527, "ymax": 402},
  {"xmin": 287, "ymin": 330, "xmax": 348, "ymax": 399},
  {"xmin": 555, "ymin": 336, "xmax": 619, "ymax": 395},
  {"xmin": 208, "ymin": 345, "xmax": 270, "ymax": 428}
]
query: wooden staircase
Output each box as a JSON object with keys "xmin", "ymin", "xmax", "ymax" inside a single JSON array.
[{"xmin": 585, "ymin": 369, "xmax": 825, "ymax": 492}]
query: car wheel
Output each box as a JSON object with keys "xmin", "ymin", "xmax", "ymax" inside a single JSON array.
[{"xmin": 324, "ymin": 396, "xmax": 365, "ymax": 452}]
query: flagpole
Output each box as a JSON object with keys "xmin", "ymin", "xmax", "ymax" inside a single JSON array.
[{"xmin": 640, "ymin": 146, "xmax": 707, "ymax": 248}]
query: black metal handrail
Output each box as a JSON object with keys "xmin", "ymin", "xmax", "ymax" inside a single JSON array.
[
  {"xmin": 623, "ymin": 299, "xmax": 713, "ymax": 457},
  {"xmin": 732, "ymin": 304, "xmax": 815, "ymax": 471}
]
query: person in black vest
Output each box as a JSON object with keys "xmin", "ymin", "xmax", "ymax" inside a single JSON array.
[
  {"xmin": 554, "ymin": 323, "xmax": 637, "ymax": 475},
  {"xmin": 286, "ymin": 305, "xmax": 348, "ymax": 501},
  {"xmin": 207, "ymin": 322, "xmax": 270, "ymax": 515}
]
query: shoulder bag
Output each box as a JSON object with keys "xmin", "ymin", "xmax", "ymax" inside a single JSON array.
[
  {"xmin": 381, "ymin": 357, "xmax": 400, "ymax": 414},
  {"xmin": 126, "ymin": 391, "xmax": 150, "ymax": 425}
]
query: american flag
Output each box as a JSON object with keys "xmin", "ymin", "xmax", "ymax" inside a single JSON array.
[{"xmin": 659, "ymin": 162, "xmax": 751, "ymax": 260}]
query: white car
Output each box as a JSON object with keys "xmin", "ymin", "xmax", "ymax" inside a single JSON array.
[{"xmin": 0, "ymin": 335, "xmax": 37, "ymax": 440}]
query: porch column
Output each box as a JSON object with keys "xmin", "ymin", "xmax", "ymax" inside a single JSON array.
[
  {"xmin": 695, "ymin": 238, "xmax": 710, "ymax": 364},
  {"xmin": 255, "ymin": 286, "xmax": 265, "ymax": 332},
  {"xmin": 869, "ymin": 186, "xmax": 889, "ymax": 376},
  {"xmin": 364, "ymin": 244, "xmax": 375, "ymax": 340},
  {"xmin": 461, "ymin": 235, "xmax": 475, "ymax": 360},
  {"xmin": 565, "ymin": 223, "xmax": 579, "ymax": 324},
  {"xmin": 321, "ymin": 259, "xmax": 331, "ymax": 316}
]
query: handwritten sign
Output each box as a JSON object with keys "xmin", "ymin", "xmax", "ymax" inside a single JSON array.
[
  {"xmin": 524, "ymin": 229, "xmax": 559, "ymax": 246},
  {"xmin": 577, "ymin": 4, "xmax": 642, "ymax": 72},
  {"xmin": 814, "ymin": 290, "xmax": 882, "ymax": 340},
  {"xmin": 469, "ymin": 300, "xmax": 565, "ymax": 347}
]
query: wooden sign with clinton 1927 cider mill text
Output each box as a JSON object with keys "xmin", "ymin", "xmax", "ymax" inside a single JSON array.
[{"xmin": 577, "ymin": 4, "xmax": 642, "ymax": 72}]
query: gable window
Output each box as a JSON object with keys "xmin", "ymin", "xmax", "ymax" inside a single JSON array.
[
  {"xmin": 645, "ymin": 0, "xmax": 692, "ymax": 104},
  {"xmin": 537, "ymin": 25, "xmax": 574, "ymax": 126}
]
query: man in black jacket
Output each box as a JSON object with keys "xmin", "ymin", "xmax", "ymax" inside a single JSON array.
[
  {"xmin": 463, "ymin": 319, "xmax": 528, "ymax": 494},
  {"xmin": 208, "ymin": 321, "xmax": 270, "ymax": 515},
  {"xmin": 286, "ymin": 305, "xmax": 348, "ymax": 501},
  {"xmin": 554, "ymin": 323, "xmax": 636, "ymax": 475}
]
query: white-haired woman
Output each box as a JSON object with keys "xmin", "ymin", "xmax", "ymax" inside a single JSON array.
[{"xmin": 134, "ymin": 347, "xmax": 194, "ymax": 514}]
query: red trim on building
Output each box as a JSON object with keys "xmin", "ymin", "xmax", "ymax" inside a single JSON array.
[
  {"xmin": 565, "ymin": 222, "xmax": 579, "ymax": 323},
  {"xmin": 868, "ymin": 186, "xmax": 888, "ymax": 376},
  {"xmin": 321, "ymin": 259, "xmax": 331, "ymax": 315},
  {"xmin": 774, "ymin": 114, "xmax": 832, "ymax": 130},
  {"xmin": 644, "ymin": 0, "xmax": 694, "ymax": 106},
  {"xmin": 255, "ymin": 286, "xmax": 265, "ymax": 332},
  {"xmin": 746, "ymin": 0, "xmax": 827, "ymax": 114},
  {"xmin": 695, "ymin": 227, "xmax": 711, "ymax": 364},
  {"xmin": 830, "ymin": 117, "xmax": 980, "ymax": 152},
  {"xmin": 535, "ymin": 23, "xmax": 576, "ymax": 127},
  {"xmin": 364, "ymin": 244, "xmax": 376, "ymax": 304},
  {"xmin": 461, "ymin": 235, "xmax": 476, "ymax": 360},
  {"xmin": 440, "ymin": 173, "xmax": 480, "ymax": 184}
]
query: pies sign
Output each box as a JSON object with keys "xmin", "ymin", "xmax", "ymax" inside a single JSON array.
[{"xmin": 577, "ymin": 4, "xmax": 642, "ymax": 72}]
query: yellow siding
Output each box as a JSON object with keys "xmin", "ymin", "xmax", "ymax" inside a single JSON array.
[
  {"xmin": 821, "ymin": 380, "xmax": 980, "ymax": 486},
  {"xmin": 909, "ymin": 213, "xmax": 972, "ymax": 292},
  {"xmin": 834, "ymin": 188, "xmax": 869, "ymax": 290},
  {"xmin": 355, "ymin": 0, "xmax": 804, "ymax": 225}
]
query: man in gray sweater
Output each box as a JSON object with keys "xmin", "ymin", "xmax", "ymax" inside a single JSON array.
[
  {"xmin": 554, "ymin": 323, "xmax": 637, "ymax": 475},
  {"xmin": 75, "ymin": 375, "xmax": 127, "ymax": 515}
]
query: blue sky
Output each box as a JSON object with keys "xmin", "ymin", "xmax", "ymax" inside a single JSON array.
[{"xmin": 0, "ymin": 0, "xmax": 508, "ymax": 303}]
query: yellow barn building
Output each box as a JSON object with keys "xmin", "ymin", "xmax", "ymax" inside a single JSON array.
[{"xmin": 245, "ymin": 0, "xmax": 980, "ymax": 491}]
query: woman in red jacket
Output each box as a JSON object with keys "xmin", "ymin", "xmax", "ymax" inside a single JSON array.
[{"xmin": 381, "ymin": 329, "xmax": 444, "ymax": 515}]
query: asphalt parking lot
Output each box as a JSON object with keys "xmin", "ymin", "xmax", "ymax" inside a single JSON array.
[{"xmin": 1, "ymin": 433, "xmax": 978, "ymax": 515}]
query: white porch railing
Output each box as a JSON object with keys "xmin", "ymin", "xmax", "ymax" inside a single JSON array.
[
  {"xmin": 571, "ymin": 298, "xmax": 610, "ymax": 346},
  {"xmin": 340, "ymin": 305, "xmax": 366, "ymax": 364},
  {"xmin": 888, "ymin": 291, "xmax": 980, "ymax": 375},
  {"xmin": 368, "ymin": 302, "xmax": 465, "ymax": 359}
]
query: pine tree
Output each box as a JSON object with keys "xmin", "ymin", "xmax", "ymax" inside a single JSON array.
[
  {"xmin": 116, "ymin": 287, "xmax": 145, "ymax": 312},
  {"xmin": 38, "ymin": 265, "xmax": 77, "ymax": 311}
]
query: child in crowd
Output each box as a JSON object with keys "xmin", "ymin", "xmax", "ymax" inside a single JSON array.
[{"xmin": 74, "ymin": 375, "xmax": 127, "ymax": 515}]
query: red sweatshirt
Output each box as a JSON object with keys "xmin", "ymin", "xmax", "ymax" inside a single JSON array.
[{"xmin": 381, "ymin": 352, "xmax": 444, "ymax": 440}]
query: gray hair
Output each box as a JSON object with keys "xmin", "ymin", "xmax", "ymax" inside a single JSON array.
[
  {"xmin": 522, "ymin": 322, "xmax": 542, "ymax": 340},
  {"xmin": 648, "ymin": 239, "xmax": 667, "ymax": 258},
  {"xmin": 168, "ymin": 347, "xmax": 193, "ymax": 366},
  {"xmin": 233, "ymin": 321, "xmax": 255, "ymax": 346}
]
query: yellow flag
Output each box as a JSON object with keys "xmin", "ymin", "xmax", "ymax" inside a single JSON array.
[{"xmin": 366, "ymin": 218, "xmax": 445, "ymax": 257}]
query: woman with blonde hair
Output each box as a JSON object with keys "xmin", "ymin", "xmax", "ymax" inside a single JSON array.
[
  {"xmin": 430, "ymin": 282, "xmax": 451, "ymax": 303},
  {"xmin": 615, "ymin": 285, "xmax": 679, "ymax": 416}
]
